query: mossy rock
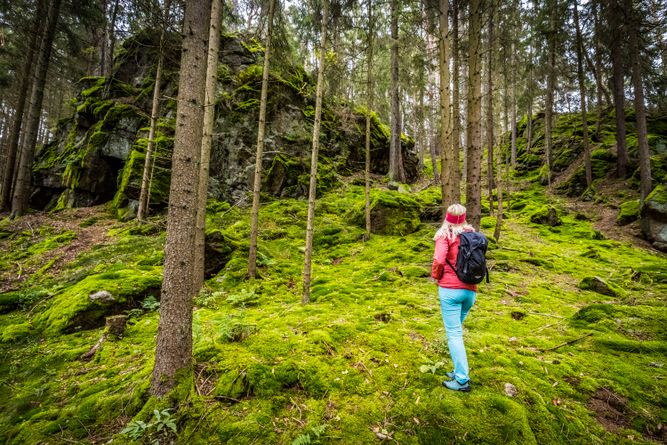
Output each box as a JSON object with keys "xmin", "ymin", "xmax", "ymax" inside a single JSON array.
[
  {"xmin": 529, "ymin": 205, "xmax": 562, "ymax": 226},
  {"xmin": 33, "ymin": 266, "xmax": 162, "ymax": 334},
  {"xmin": 349, "ymin": 189, "xmax": 421, "ymax": 235},
  {"xmin": 640, "ymin": 185, "xmax": 667, "ymax": 251},
  {"xmin": 616, "ymin": 199, "xmax": 640, "ymax": 226},
  {"xmin": 578, "ymin": 276, "xmax": 618, "ymax": 297},
  {"xmin": 204, "ymin": 229, "xmax": 237, "ymax": 278}
]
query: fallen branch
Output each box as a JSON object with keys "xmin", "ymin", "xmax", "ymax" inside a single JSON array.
[
  {"xmin": 528, "ymin": 311, "xmax": 565, "ymax": 319},
  {"xmin": 541, "ymin": 333, "xmax": 593, "ymax": 352},
  {"xmin": 80, "ymin": 334, "xmax": 107, "ymax": 361}
]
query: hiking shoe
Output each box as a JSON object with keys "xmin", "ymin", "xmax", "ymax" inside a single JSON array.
[
  {"xmin": 443, "ymin": 379, "xmax": 471, "ymax": 392},
  {"xmin": 445, "ymin": 371, "xmax": 455, "ymax": 380}
]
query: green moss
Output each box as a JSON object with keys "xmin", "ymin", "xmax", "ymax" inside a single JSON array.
[
  {"xmin": 0, "ymin": 323, "xmax": 32, "ymax": 343},
  {"xmin": 616, "ymin": 199, "xmax": 640, "ymax": 226},
  {"xmin": 645, "ymin": 184, "xmax": 667, "ymax": 205},
  {"xmin": 33, "ymin": 266, "xmax": 162, "ymax": 334}
]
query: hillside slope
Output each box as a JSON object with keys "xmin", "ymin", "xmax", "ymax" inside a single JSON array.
[{"xmin": 1, "ymin": 181, "xmax": 665, "ymax": 444}]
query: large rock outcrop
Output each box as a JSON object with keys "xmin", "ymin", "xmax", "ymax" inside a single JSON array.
[
  {"xmin": 32, "ymin": 30, "xmax": 418, "ymax": 217},
  {"xmin": 641, "ymin": 185, "xmax": 667, "ymax": 252}
]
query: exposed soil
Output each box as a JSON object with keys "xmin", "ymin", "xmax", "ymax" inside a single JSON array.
[
  {"xmin": 587, "ymin": 387, "xmax": 633, "ymax": 433},
  {"xmin": 0, "ymin": 206, "xmax": 118, "ymax": 292},
  {"xmin": 549, "ymin": 168, "xmax": 660, "ymax": 254}
]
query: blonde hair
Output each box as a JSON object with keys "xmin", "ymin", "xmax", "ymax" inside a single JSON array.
[{"xmin": 433, "ymin": 203, "xmax": 473, "ymax": 241}]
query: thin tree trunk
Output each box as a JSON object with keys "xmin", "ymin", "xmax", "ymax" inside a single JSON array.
[
  {"xmin": 302, "ymin": 0, "xmax": 328, "ymax": 305},
  {"xmin": 607, "ymin": 0, "xmax": 628, "ymax": 177},
  {"xmin": 592, "ymin": 0, "xmax": 605, "ymax": 137},
  {"xmin": 526, "ymin": 41, "xmax": 533, "ymax": 153},
  {"xmin": 248, "ymin": 0, "xmax": 275, "ymax": 279},
  {"xmin": 364, "ymin": 0, "xmax": 374, "ymax": 239},
  {"xmin": 625, "ymin": 0, "xmax": 651, "ymax": 202},
  {"xmin": 194, "ymin": 0, "xmax": 222, "ymax": 290},
  {"xmin": 428, "ymin": 81, "xmax": 439, "ymax": 184},
  {"xmin": 486, "ymin": 3, "xmax": 494, "ymax": 216},
  {"xmin": 544, "ymin": 3, "xmax": 557, "ymax": 187},
  {"xmin": 389, "ymin": 0, "xmax": 401, "ymax": 182},
  {"xmin": 451, "ymin": 0, "xmax": 461, "ymax": 203},
  {"xmin": 11, "ymin": 0, "xmax": 61, "ymax": 217},
  {"xmin": 493, "ymin": 136, "xmax": 504, "ymax": 241},
  {"xmin": 137, "ymin": 55, "xmax": 163, "ymax": 221},
  {"xmin": 137, "ymin": 1, "xmax": 171, "ymax": 222},
  {"xmin": 510, "ymin": 35, "xmax": 517, "ymax": 168},
  {"xmin": 151, "ymin": 0, "xmax": 211, "ymax": 398},
  {"xmin": 574, "ymin": 0, "xmax": 592, "ymax": 187},
  {"xmin": 466, "ymin": 0, "xmax": 482, "ymax": 230},
  {"xmin": 105, "ymin": 0, "xmax": 121, "ymax": 77},
  {"xmin": 1, "ymin": 0, "xmax": 44, "ymax": 211},
  {"xmin": 439, "ymin": 0, "xmax": 452, "ymax": 206}
]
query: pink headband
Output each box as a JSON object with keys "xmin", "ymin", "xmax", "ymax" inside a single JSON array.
[{"xmin": 445, "ymin": 212, "xmax": 466, "ymax": 224}]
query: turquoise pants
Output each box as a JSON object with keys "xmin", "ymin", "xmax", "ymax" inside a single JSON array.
[{"xmin": 438, "ymin": 287, "xmax": 476, "ymax": 384}]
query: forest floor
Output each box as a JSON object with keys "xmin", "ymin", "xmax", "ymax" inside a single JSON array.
[{"xmin": 1, "ymin": 180, "xmax": 666, "ymax": 445}]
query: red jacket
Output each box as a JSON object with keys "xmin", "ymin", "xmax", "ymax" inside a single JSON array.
[{"xmin": 431, "ymin": 231, "xmax": 478, "ymax": 291}]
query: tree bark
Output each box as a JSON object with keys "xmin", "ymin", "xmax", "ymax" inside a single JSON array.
[
  {"xmin": 544, "ymin": 2, "xmax": 557, "ymax": 187},
  {"xmin": 1, "ymin": 0, "xmax": 44, "ymax": 211},
  {"xmin": 438, "ymin": 0, "xmax": 452, "ymax": 206},
  {"xmin": 104, "ymin": 0, "xmax": 121, "ymax": 77},
  {"xmin": 137, "ymin": 1, "xmax": 172, "ymax": 222},
  {"xmin": 625, "ymin": 0, "xmax": 651, "ymax": 202},
  {"xmin": 428, "ymin": 80, "xmax": 439, "ymax": 184},
  {"xmin": 11, "ymin": 0, "xmax": 61, "ymax": 217},
  {"xmin": 364, "ymin": 0, "xmax": 374, "ymax": 240},
  {"xmin": 451, "ymin": 0, "xmax": 461, "ymax": 203},
  {"xmin": 574, "ymin": 0, "xmax": 592, "ymax": 187},
  {"xmin": 592, "ymin": 0, "xmax": 605, "ymax": 137},
  {"xmin": 389, "ymin": 0, "xmax": 402, "ymax": 182},
  {"xmin": 606, "ymin": 0, "xmax": 628, "ymax": 177},
  {"xmin": 248, "ymin": 0, "xmax": 275, "ymax": 279},
  {"xmin": 302, "ymin": 0, "xmax": 328, "ymax": 304},
  {"xmin": 194, "ymin": 0, "xmax": 223, "ymax": 290},
  {"xmin": 466, "ymin": 0, "xmax": 482, "ymax": 230},
  {"xmin": 151, "ymin": 0, "xmax": 211, "ymax": 398},
  {"xmin": 486, "ymin": 2, "xmax": 494, "ymax": 216}
]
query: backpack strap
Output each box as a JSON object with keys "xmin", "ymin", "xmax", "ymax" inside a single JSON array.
[{"xmin": 445, "ymin": 258, "xmax": 456, "ymax": 271}]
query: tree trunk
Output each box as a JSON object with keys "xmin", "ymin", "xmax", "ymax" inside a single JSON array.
[
  {"xmin": 592, "ymin": 0, "xmax": 605, "ymax": 137},
  {"xmin": 544, "ymin": 3, "xmax": 557, "ymax": 187},
  {"xmin": 465, "ymin": 0, "xmax": 482, "ymax": 230},
  {"xmin": 194, "ymin": 0, "xmax": 223, "ymax": 290},
  {"xmin": 302, "ymin": 0, "xmax": 328, "ymax": 304},
  {"xmin": 389, "ymin": 0, "xmax": 402, "ymax": 182},
  {"xmin": 439, "ymin": 0, "xmax": 452, "ymax": 206},
  {"xmin": 364, "ymin": 0, "xmax": 374, "ymax": 240},
  {"xmin": 526, "ymin": 40, "xmax": 533, "ymax": 153},
  {"xmin": 151, "ymin": 0, "xmax": 211, "ymax": 398},
  {"xmin": 248, "ymin": 0, "xmax": 275, "ymax": 279},
  {"xmin": 510, "ymin": 36, "xmax": 518, "ymax": 168},
  {"xmin": 428, "ymin": 80, "xmax": 439, "ymax": 184},
  {"xmin": 137, "ymin": 1, "xmax": 171, "ymax": 222},
  {"xmin": 573, "ymin": 0, "xmax": 592, "ymax": 187},
  {"xmin": 11, "ymin": 0, "xmax": 61, "ymax": 217},
  {"xmin": 607, "ymin": 0, "xmax": 628, "ymax": 177},
  {"xmin": 451, "ymin": 0, "xmax": 461, "ymax": 203},
  {"xmin": 486, "ymin": 3, "xmax": 494, "ymax": 216},
  {"xmin": 104, "ymin": 0, "xmax": 121, "ymax": 77},
  {"xmin": 493, "ymin": 133, "xmax": 504, "ymax": 242},
  {"xmin": 625, "ymin": 0, "xmax": 651, "ymax": 202},
  {"xmin": 1, "ymin": 0, "xmax": 44, "ymax": 211}
]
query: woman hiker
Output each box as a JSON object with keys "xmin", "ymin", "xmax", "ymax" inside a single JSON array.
[{"xmin": 431, "ymin": 203, "xmax": 477, "ymax": 392}]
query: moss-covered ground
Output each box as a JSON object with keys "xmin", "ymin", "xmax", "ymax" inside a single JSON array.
[{"xmin": 1, "ymin": 179, "xmax": 665, "ymax": 445}]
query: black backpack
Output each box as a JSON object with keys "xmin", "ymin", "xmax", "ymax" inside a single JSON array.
[{"xmin": 446, "ymin": 231, "xmax": 489, "ymax": 284}]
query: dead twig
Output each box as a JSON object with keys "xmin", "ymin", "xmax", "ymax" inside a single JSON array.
[
  {"xmin": 528, "ymin": 311, "xmax": 565, "ymax": 319},
  {"xmin": 541, "ymin": 333, "xmax": 593, "ymax": 352}
]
